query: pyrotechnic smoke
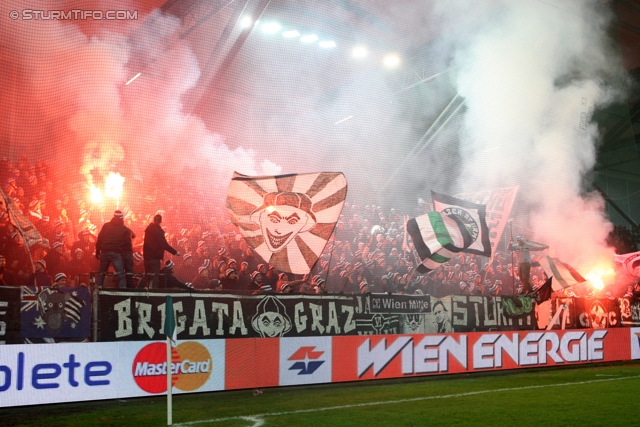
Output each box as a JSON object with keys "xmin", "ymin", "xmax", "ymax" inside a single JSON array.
[
  {"xmin": 0, "ymin": 0, "xmax": 279, "ymax": 208},
  {"xmin": 448, "ymin": 0, "xmax": 628, "ymax": 273},
  {"xmin": 0, "ymin": 0, "xmax": 629, "ymax": 281}
]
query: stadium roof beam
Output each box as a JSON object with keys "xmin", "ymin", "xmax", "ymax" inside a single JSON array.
[{"xmin": 160, "ymin": 0, "xmax": 236, "ymax": 39}]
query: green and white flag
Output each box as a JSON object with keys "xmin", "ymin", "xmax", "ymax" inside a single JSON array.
[
  {"xmin": 407, "ymin": 192, "xmax": 491, "ymax": 273},
  {"xmin": 407, "ymin": 210, "xmax": 472, "ymax": 273},
  {"xmin": 537, "ymin": 256, "xmax": 586, "ymax": 290},
  {"xmin": 164, "ymin": 295, "xmax": 177, "ymax": 344}
]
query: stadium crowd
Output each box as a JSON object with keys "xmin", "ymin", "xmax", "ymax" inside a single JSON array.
[{"xmin": 0, "ymin": 153, "xmax": 594, "ymax": 298}]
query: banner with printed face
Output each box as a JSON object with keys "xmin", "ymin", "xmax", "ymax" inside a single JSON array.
[
  {"xmin": 20, "ymin": 286, "xmax": 91, "ymax": 339},
  {"xmin": 98, "ymin": 290, "xmax": 541, "ymax": 341},
  {"xmin": 98, "ymin": 290, "xmax": 428, "ymax": 341},
  {"xmin": 226, "ymin": 172, "xmax": 347, "ymax": 275}
]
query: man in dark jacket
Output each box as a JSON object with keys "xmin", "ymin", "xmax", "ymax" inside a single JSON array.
[
  {"xmin": 95, "ymin": 210, "xmax": 131, "ymax": 289},
  {"xmin": 26, "ymin": 259, "xmax": 52, "ymax": 287},
  {"xmin": 0, "ymin": 255, "xmax": 18, "ymax": 286},
  {"xmin": 141, "ymin": 214, "xmax": 180, "ymax": 289},
  {"xmin": 159, "ymin": 260, "xmax": 193, "ymax": 290}
]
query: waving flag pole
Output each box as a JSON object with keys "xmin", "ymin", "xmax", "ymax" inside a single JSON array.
[{"xmin": 165, "ymin": 295, "xmax": 177, "ymax": 426}]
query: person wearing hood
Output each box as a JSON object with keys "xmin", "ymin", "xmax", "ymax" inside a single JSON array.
[
  {"xmin": 140, "ymin": 214, "xmax": 180, "ymax": 289},
  {"xmin": 95, "ymin": 210, "xmax": 131, "ymax": 289}
]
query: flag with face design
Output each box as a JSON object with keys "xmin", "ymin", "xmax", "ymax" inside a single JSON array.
[{"xmin": 226, "ymin": 172, "xmax": 348, "ymax": 275}]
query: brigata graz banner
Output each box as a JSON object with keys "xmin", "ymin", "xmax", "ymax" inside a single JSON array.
[
  {"xmin": 98, "ymin": 290, "xmax": 434, "ymax": 341},
  {"xmin": 98, "ymin": 290, "xmax": 541, "ymax": 342}
]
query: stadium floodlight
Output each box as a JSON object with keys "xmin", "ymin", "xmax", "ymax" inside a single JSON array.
[
  {"xmin": 261, "ymin": 22, "xmax": 282, "ymax": 34},
  {"xmin": 383, "ymin": 53, "xmax": 401, "ymax": 68},
  {"xmin": 239, "ymin": 16, "xmax": 253, "ymax": 29},
  {"xmin": 300, "ymin": 34, "xmax": 319, "ymax": 43},
  {"xmin": 282, "ymin": 30, "xmax": 300, "ymax": 38},
  {"xmin": 319, "ymin": 40, "xmax": 336, "ymax": 48},
  {"xmin": 352, "ymin": 46, "xmax": 368, "ymax": 58}
]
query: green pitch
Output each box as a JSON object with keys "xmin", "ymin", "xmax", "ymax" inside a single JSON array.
[{"xmin": 2, "ymin": 362, "xmax": 639, "ymax": 427}]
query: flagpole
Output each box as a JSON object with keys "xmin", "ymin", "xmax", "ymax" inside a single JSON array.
[
  {"xmin": 509, "ymin": 220, "xmax": 515, "ymax": 295},
  {"xmin": 167, "ymin": 333, "xmax": 172, "ymax": 426},
  {"xmin": 164, "ymin": 295, "xmax": 176, "ymax": 426}
]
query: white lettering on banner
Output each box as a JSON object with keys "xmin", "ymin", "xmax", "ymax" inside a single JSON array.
[
  {"xmin": 114, "ymin": 299, "xmax": 132, "ymax": 338},
  {"xmin": 158, "ymin": 301, "xmax": 186, "ymax": 336},
  {"xmin": 472, "ymin": 331, "xmax": 608, "ymax": 369},
  {"xmin": 579, "ymin": 311, "xmax": 618, "ymax": 328},
  {"xmin": 0, "ymin": 301, "xmax": 7, "ymax": 344},
  {"xmin": 341, "ymin": 305, "xmax": 356, "ymax": 333},
  {"xmin": 133, "ymin": 359, "xmax": 210, "ymax": 376},
  {"xmin": 189, "ymin": 300, "xmax": 211, "ymax": 335},
  {"xmin": 135, "ymin": 302, "xmax": 154, "ymax": 338},
  {"xmin": 230, "ymin": 301, "xmax": 248, "ymax": 335},
  {"xmin": 211, "ymin": 302, "xmax": 228, "ymax": 336},
  {"xmin": 295, "ymin": 302, "xmax": 307, "ymax": 333},
  {"xmin": 414, "ymin": 335, "xmax": 467, "ymax": 373},
  {"xmin": 452, "ymin": 296, "xmax": 467, "ymax": 326},
  {"xmin": 110, "ymin": 295, "xmax": 362, "ymax": 339},
  {"xmin": 469, "ymin": 296, "xmax": 483, "ymax": 327},
  {"xmin": 326, "ymin": 302, "xmax": 341, "ymax": 335},
  {"xmin": 357, "ymin": 336, "xmax": 467, "ymax": 377},
  {"xmin": 309, "ymin": 303, "xmax": 325, "ymax": 334},
  {"xmin": 358, "ymin": 337, "xmax": 412, "ymax": 377}
]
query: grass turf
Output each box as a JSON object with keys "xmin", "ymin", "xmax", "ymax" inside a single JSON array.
[{"xmin": 1, "ymin": 361, "xmax": 639, "ymax": 426}]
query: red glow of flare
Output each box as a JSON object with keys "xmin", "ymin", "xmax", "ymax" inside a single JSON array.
[
  {"xmin": 585, "ymin": 263, "xmax": 615, "ymax": 290},
  {"xmin": 104, "ymin": 172, "xmax": 124, "ymax": 199},
  {"xmin": 87, "ymin": 172, "xmax": 125, "ymax": 205},
  {"xmin": 89, "ymin": 184, "xmax": 102, "ymax": 204}
]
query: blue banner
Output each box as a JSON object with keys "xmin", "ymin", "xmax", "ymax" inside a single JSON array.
[{"xmin": 20, "ymin": 286, "xmax": 91, "ymax": 339}]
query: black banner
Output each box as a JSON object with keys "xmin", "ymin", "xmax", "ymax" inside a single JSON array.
[
  {"xmin": 451, "ymin": 295, "xmax": 536, "ymax": 331},
  {"xmin": 548, "ymin": 297, "xmax": 627, "ymax": 329},
  {"xmin": 0, "ymin": 286, "xmax": 21, "ymax": 344},
  {"xmin": 370, "ymin": 294, "xmax": 431, "ymax": 314},
  {"xmin": 574, "ymin": 298, "xmax": 621, "ymax": 329},
  {"xmin": 98, "ymin": 290, "xmax": 416, "ymax": 341},
  {"xmin": 619, "ymin": 297, "xmax": 640, "ymax": 327},
  {"xmin": 98, "ymin": 291, "xmax": 537, "ymax": 341}
]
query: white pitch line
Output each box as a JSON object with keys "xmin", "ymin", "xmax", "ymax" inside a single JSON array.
[{"xmin": 174, "ymin": 375, "xmax": 640, "ymax": 426}]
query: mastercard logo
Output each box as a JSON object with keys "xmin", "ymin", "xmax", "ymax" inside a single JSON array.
[{"xmin": 132, "ymin": 341, "xmax": 212, "ymax": 393}]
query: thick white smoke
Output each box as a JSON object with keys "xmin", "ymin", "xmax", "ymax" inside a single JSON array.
[
  {"xmin": 0, "ymin": 0, "xmax": 629, "ymax": 279},
  {"xmin": 449, "ymin": 0, "xmax": 628, "ymax": 272}
]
